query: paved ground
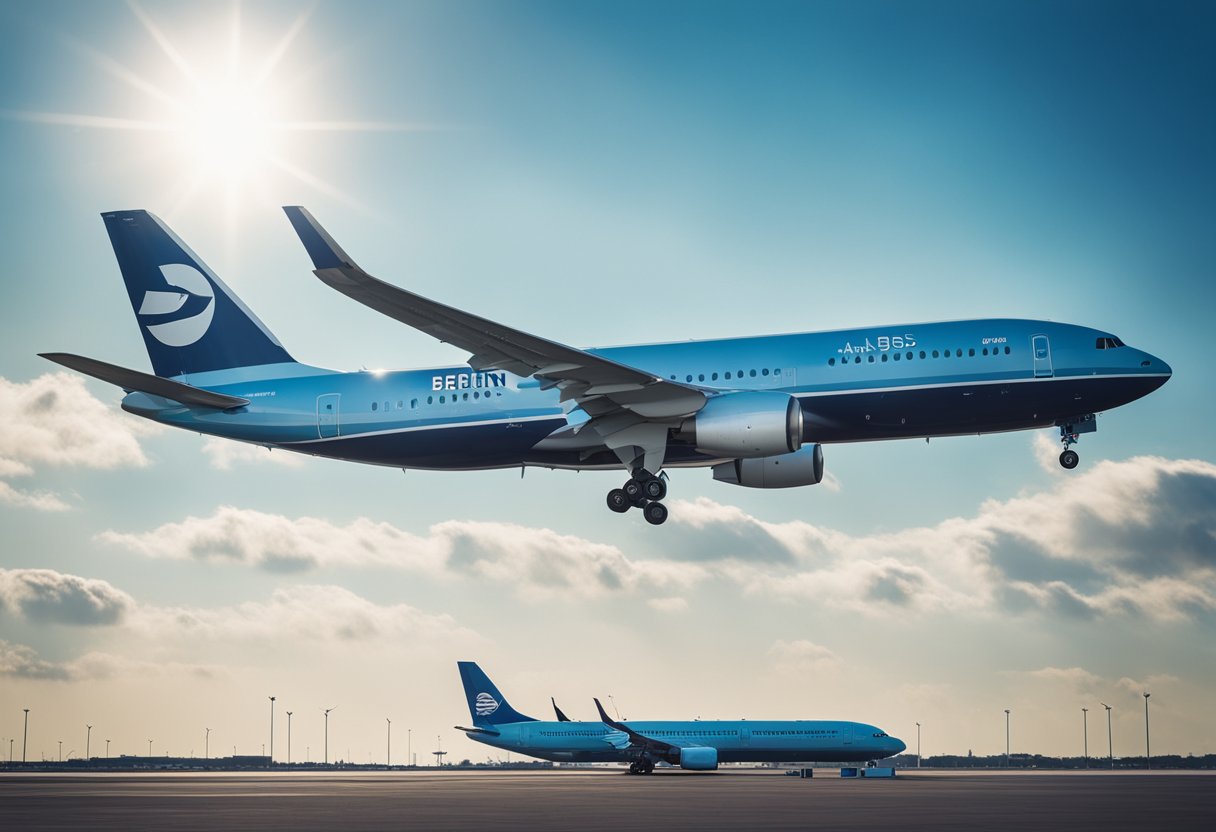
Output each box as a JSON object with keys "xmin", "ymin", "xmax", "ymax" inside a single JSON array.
[{"xmin": 3, "ymin": 768, "xmax": 1214, "ymax": 831}]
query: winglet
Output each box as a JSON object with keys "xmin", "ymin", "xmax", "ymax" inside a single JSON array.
[
  {"xmin": 552, "ymin": 697, "xmax": 571, "ymax": 722},
  {"xmin": 282, "ymin": 206, "xmax": 360, "ymax": 271},
  {"xmin": 593, "ymin": 697, "xmax": 617, "ymax": 726}
]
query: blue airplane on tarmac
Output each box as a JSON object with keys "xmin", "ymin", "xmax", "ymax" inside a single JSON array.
[
  {"xmin": 455, "ymin": 661, "xmax": 906, "ymax": 773},
  {"xmin": 42, "ymin": 208, "xmax": 1171, "ymax": 525}
]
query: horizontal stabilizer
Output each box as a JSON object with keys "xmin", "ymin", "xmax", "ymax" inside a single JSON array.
[
  {"xmin": 40, "ymin": 353, "xmax": 250, "ymax": 410},
  {"xmin": 454, "ymin": 725, "xmax": 501, "ymax": 737}
]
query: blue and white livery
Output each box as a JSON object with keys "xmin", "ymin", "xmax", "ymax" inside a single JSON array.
[
  {"xmin": 455, "ymin": 661, "xmax": 906, "ymax": 774},
  {"xmin": 42, "ymin": 208, "xmax": 1172, "ymax": 525}
]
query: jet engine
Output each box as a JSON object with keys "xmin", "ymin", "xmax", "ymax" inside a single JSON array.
[
  {"xmin": 682, "ymin": 391, "xmax": 803, "ymax": 458},
  {"xmin": 711, "ymin": 444, "xmax": 824, "ymax": 489},
  {"xmin": 677, "ymin": 746, "xmax": 719, "ymax": 771}
]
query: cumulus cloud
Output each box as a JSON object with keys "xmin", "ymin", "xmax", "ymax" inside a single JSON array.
[
  {"xmin": 768, "ymin": 639, "xmax": 843, "ymax": 675},
  {"xmin": 0, "ymin": 639, "xmax": 222, "ymax": 682},
  {"xmin": 0, "ymin": 568, "xmax": 134, "ymax": 626},
  {"xmin": 672, "ymin": 450, "xmax": 1216, "ymax": 621},
  {"xmin": 0, "ymin": 373, "xmax": 159, "ymax": 509},
  {"xmin": 100, "ymin": 509, "xmax": 709, "ymax": 601}
]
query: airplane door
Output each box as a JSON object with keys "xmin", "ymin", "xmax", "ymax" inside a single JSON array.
[
  {"xmin": 1031, "ymin": 335, "xmax": 1053, "ymax": 378},
  {"xmin": 316, "ymin": 394, "xmax": 340, "ymax": 438},
  {"xmin": 842, "ymin": 727, "xmax": 853, "ymax": 746}
]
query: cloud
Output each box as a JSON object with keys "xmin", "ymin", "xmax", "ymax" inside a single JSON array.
[
  {"xmin": 673, "ymin": 449, "xmax": 1216, "ymax": 622},
  {"xmin": 100, "ymin": 509, "xmax": 709, "ymax": 601},
  {"xmin": 0, "ymin": 639, "xmax": 223, "ymax": 682},
  {"xmin": 0, "ymin": 568, "xmax": 134, "ymax": 626},
  {"xmin": 647, "ymin": 596, "xmax": 689, "ymax": 614},
  {"xmin": 0, "ymin": 373, "xmax": 160, "ymax": 510},
  {"xmin": 768, "ymin": 639, "xmax": 843, "ymax": 675},
  {"xmin": 138, "ymin": 584, "xmax": 476, "ymax": 645},
  {"xmin": 201, "ymin": 437, "xmax": 305, "ymax": 470}
]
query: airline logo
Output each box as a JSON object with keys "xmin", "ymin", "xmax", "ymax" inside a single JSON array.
[
  {"xmin": 139, "ymin": 263, "xmax": 215, "ymax": 347},
  {"xmin": 475, "ymin": 692, "xmax": 500, "ymax": 717}
]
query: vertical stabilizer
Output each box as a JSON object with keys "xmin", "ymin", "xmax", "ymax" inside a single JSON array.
[
  {"xmin": 103, "ymin": 210, "xmax": 294, "ymax": 378},
  {"xmin": 457, "ymin": 662, "xmax": 537, "ymax": 726}
]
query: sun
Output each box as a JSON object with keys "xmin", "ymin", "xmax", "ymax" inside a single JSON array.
[{"xmin": 4, "ymin": 1, "xmax": 432, "ymax": 222}]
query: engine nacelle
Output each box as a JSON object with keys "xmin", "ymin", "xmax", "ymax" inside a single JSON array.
[
  {"xmin": 712, "ymin": 444, "xmax": 824, "ymax": 489},
  {"xmin": 683, "ymin": 392, "xmax": 803, "ymax": 458},
  {"xmin": 678, "ymin": 746, "xmax": 719, "ymax": 771}
]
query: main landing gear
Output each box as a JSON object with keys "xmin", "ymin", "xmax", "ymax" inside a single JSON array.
[
  {"xmin": 1059, "ymin": 427, "xmax": 1080, "ymax": 470},
  {"xmin": 606, "ymin": 471, "xmax": 668, "ymax": 525},
  {"xmin": 627, "ymin": 758, "xmax": 656, "ymax": 775}
]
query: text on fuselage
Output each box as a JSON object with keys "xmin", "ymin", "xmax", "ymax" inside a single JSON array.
[
  {"xmin": 838, "ymin": 334, "xmax": 917, "ymax": 355},
  {"xmin": 432, "ymin": 372, "xmax": 508, "ymax": 391}
]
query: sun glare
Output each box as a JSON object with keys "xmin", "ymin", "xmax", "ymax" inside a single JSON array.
[
  {"xmin": 5, "ymin": 2, "xmax": 432, "ymax": 222},
  {"xmin": 177, "ymin": 82, "xmax": 276, "ymax": 177}
]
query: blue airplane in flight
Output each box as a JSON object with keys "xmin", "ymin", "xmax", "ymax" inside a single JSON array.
[
  {"xmin": 455, "ymin": 661, "xmax": 905, "ymax": 773},
  {"xmin": 42, "ymin": 208, "xmax": 1171, "ymax": 525}
]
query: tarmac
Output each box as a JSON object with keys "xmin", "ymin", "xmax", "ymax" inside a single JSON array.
[{"xmin": 3, "ymin": 768, "xmax": 1214, "ymax": 831}]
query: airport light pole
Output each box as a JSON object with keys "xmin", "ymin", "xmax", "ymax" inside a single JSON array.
[
  {"xmin": 148, "ymin": 739, "xmax": 153, "ymax": 757},
  {"xmin": 324, "ymin": 708, "xmax": 335, "ymax": 765},
  {"xmin": 105, "ymin": 739, "xmax": 110, "ymax": 758},
  {"xmin": 22, "ymin": 708, "xmax": 29, "ymax": 763},
  {"xmin": 269, "ymin": 696, "xmax": 276, "ymax": 765},
  {"xmin": 205, "ymin": 728, "xmax": 211, "ymax": 760},
  {"xmin": 1004, "ymin": 710, "xmax": 1011, "ymax": 768},
  {"xmin": 286, "ymin": 713, "xmax": 292, "ymax": 764},
  {"xmin": 1081, "ymin": 708, "xmax": 1088, "ymax": 769},
  {"xmin": 386, "ymin": 719, "xmax": 391, "ymax": 768},
  {"xmin": 58, "ymin": 740, "xmax": 62, "ymax": 762},
  {"xmin": 1102, "ymin": 703, "xmax": 1113, "ymax": 769},
  {"xmin": 1143, "ymin": 693, "xmax": 1151, "ymax": 770},
  {"xmin": 9, "ymin": 737, "xmax": 13, "ymax": 763},
  {"xmin": 408, "ymin": 729, "xmax": 411, "ymax": 768},
  {"xmin": 916, "ymin": 722, "xmax": 921, "ymax": 768},
  {"xmin": 86, "ymin": 725, "xmax": 92, "ymax": 760}
]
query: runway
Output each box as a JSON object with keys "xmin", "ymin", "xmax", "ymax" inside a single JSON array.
[{"xmin": 3, "ymin": 769, "xmax": 1214, "ymax": 831}]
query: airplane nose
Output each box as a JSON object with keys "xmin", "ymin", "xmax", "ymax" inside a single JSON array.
[{"xmin": 892, "ymin": 737, "xmax": 906, "ymax": 754}]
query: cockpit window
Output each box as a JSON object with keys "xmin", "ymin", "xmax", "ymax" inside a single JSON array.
[{"xmin": 1096, "ymin": 337, "xmax": 1125, "ymax": 350}]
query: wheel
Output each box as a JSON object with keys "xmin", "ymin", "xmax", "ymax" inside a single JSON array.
[
  {"xmin": 1059, "ymin": 449, "xmax": 1079, "ymax": 470},
  {"xmin": 643, "ymin": 502, "xmax": 668, "ymax": 526},
  {"xmin": 643, "ymin": 761, "xmax": 655, "ymax": 774},
  {"xmin": 628, "ymin": 762, "xmax": 640, "ymax": 774},
  {"xmin": 623, "ymin": 479, "xmax": 644, "ymax": 501},
  {"xmin": 606, "ymin": 489, "xmax": 631, "ymax": 513},
  {"xmin": 643, "ymin": 477, "xmax": 667, "ymax": 501}
]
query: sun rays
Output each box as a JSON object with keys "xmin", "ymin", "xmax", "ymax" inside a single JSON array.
[{"xmin": 4, "ymin": 0, "xmax": 437, "ymax": 224}]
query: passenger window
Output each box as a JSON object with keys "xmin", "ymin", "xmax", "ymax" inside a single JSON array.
[
  {"xmin": 881, "ymin": 354, "xmax": 888, "ymax": 362},
  {"xmin": 1004, "ymin": 346, "xmax": 1011, "ymax": 354},
  {"xmin": 894, "ymin": 352, "xmax": 901, "ymax": 361},
  {"xmin": 725, "ymin": 371, "xmax": 732, "ymax": 379},
  {"xmin": 439, "ymin": 395, "xmax": 445, "ymax": 403},
  {"xmin": 968, "ymin": 348, "xmax": 975, "ymax": 357},
  {"xmin": 906, "ymin": 351, "xmax": 913, "ymax": 360},
  {"xmin": 371, "ymin": 402, "xmax": 378, "ymax": 411},
  {"xmin": 854, "ymin": 356, "xmax": 861, "ymax": 364},
  {"xmin": 932, "ymin": 350, "xmax": 939, "ymax": 358},
  {"xmin": 828, "ymin": 358, "xmax": 836, "ymax": 366},
  {"xmin": 762, "ymin": 368, "xmax": 770, "ymax": 376},
  {"xmin": 698, "ymin": 374, "xmax": 705, "ymax": 382},
  {"xmin": 711, "ymin": 372, "xmax": 718, "ymax": 381},
  {"xmin": 463, "ymin": 393, "xmax": 469, "ymax": 401},
  {"xmin": 397, "ymin": 400, "xmax": 403, "ymax": 409},
  {"xmin": 956, "ymin": 349, "xmax": 962, "ymax": 357},
  {"xmin": 868, "ymin": 355, "xmax": 875, "ymax": 363},
  {"xmin": 473, "ymin": 391, "xmax": 479, "ymax": 399},
  {"xmin": 427, "ymin": 396, "xmax": 433, "ymax": 405},
  {"xmin": 919, "ymin": 351, "xmax": 926, "ymax": 359},
  {"xmin": 410, "ymin": 398, "xmax": 418, "ymax": 408},
  {"xmin": 749, "ymin": 369, "xmax": 757, "ymax": 377}
]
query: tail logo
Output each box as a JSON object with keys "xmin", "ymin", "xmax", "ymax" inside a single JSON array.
[
  {"xmin": 475, "ymin": 692, "xmax": 500, "ymax": 717},
  {"xmin": 139, "ymin": 263, "xmax": 215, "ymax": 348}
]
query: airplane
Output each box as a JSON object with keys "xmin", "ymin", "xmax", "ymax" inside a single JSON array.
[
  {"xmin": 41, "ymin": 208, "xmax": 1172, "ymax": 525},
  {"xmin": 455, "ymin": 661, "xmax": 906, "ymax": 774}
]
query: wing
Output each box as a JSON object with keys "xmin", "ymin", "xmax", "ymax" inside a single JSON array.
[
  {"xmin": 283, "ymin": 206, "xmax": 707, "ymax": 474},
  {"xmin": 593, "ymin": 697, "xmax": 693, "ymax": 756},
  {"xmin": 552, "ymin": 698, "xmax": 572, "ymax": 722}
]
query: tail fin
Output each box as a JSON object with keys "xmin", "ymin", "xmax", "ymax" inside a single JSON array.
[
  {"xmin": 457, "ymin": 662, "xmax": 537, "ymax": 726},
  {"xmin": 103, "ymin": 210, "xmax": 294, "ymax": 378}
]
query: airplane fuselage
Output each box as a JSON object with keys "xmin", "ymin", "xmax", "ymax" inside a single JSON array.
[
  {"xmin": 123, "ymin": 317, "xmax": 1171, "ymax": 472},
  {"xmin": 466, "ymin": 718, "xmax": 905, "ymax": 764}
]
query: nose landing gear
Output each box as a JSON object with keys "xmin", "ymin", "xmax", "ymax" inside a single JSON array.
[
  {"xmin": 1056, "ymin": 414, "xmax": 1096, "ymax": 470},
  {"xmin": 606, "ymin": 471, "xmax": 668, "ymax": 524}
]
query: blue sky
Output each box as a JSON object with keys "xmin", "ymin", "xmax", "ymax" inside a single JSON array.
[{"xmin": 1, "ymin": 0, "xmax": 1213, "ymax": 765}]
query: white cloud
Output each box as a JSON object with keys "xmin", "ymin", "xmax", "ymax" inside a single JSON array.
[
  {"xmin": 0, "ymin": 568, "xmax": 134, "ymax": 625},
  {"xmin": 768, "ymin": 639, "xmax": 843, "ymax": 675},
  {"xmin": 100, "ymin": 509, "xmax": 709, "ymax": 601},
  {"xmin": 647, "ymin": 596, "xmax": 689, "ymax": 614},
  {"xmin": 0, "ymin": 638, "xmax": 223, "ymax": 682},
  {"xmin": 0, "ymin": 372, "xmax": 160, "ymax": 510},
  {"xmin": 201, "ymin": 437, "xmax": 305, "ymax": 470}
]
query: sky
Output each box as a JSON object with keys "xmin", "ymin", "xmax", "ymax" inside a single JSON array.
[{"xmin": 0, "ymin": 0, "xmax": 1213, "ymax": 765}]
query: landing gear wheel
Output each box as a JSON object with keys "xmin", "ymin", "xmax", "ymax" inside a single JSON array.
[
  {"xmin": 642, "ymin": 760, "xmax": 655, "ymax": 774},
  {"xmin": 1059, "ymin": 449, "xmax": 1079, "ymax": 470},
  {"xmin": 643, "ymin": 477, "xmax": 667, "ymax": 501},
  {"xmin": 628, "ymin": 762, "xmax": 641, "ymax": 775},
  {"xmin": 606, "ymin": 489, "xmax": 631, "ymax": 513},
  {"xmin": 643, "ymin": 502, "xmax": 669, "ymax": 526},
  {"xmin": 622, "ymin": 479, "xmax": 645, "ymax": 502}
]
